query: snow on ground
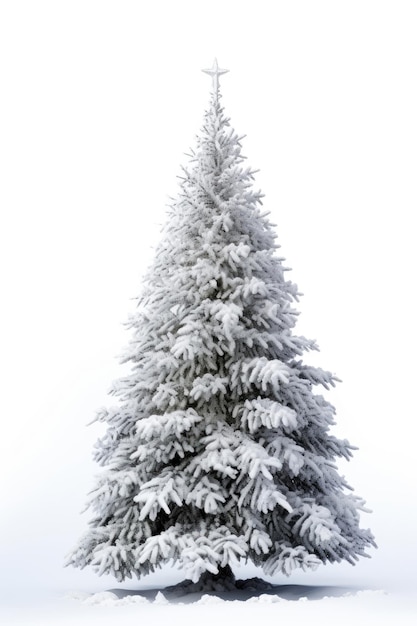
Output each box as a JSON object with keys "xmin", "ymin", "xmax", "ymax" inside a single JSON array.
[
  {"xmin": 2, "ymin": 586, "xmax": 415, "ymax": 626},
  {"xmin": 1, "ymin": 558, "xmax": 416, "ymax": 626}
]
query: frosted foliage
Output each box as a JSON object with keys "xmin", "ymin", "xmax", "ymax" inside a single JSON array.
[{"xmin": 67, "ymin": 79, "xmax": 375, "ymax": 584}]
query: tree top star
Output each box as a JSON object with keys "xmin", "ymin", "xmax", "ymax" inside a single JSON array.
[{"xmin": 202, "ymin": 58, "xmax": 229, "ymax": 92}]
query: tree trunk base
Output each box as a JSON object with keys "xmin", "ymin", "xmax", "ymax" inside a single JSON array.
[{"xmin": 164, "ymin": 565, "xmax": 274, "ymax": 596}]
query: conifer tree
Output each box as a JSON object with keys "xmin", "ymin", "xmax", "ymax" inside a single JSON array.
[{"xmin": 68, "ymin": 60, "xmax": 375, "ymax": 587}]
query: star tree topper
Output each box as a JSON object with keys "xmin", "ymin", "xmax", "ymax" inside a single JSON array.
[{"xmin": 202, "ymin": 58, "xmax": 229, "ymax": 92}]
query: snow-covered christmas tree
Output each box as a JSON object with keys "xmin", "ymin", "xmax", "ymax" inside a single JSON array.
[{"xmin": 67, "ymin": 60, "xmax": 375, "ymax": 588}]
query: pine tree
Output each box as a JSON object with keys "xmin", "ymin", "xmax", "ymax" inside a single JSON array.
[{"xmin": 67, "ymin": 60, "xmax": 375, "ymax": 587}]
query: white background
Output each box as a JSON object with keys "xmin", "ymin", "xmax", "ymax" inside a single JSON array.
[{"xmin": 1, "ymin": 0, "xmax": 416, "ymax": 620}]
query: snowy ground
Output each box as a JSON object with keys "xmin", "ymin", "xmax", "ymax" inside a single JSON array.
[
  {"xmin": 1, "ymin": 555, "xmax": 416, "ymax": 626},
  {"xmin": 8, "ymin": 589, "xmax": 412, "ymax": 626},
  {"xmin": 2, "ymin": 584, "xmax": 415, "ymax": 626}
]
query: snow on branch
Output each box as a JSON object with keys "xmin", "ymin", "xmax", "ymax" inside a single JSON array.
[
  {"xmin": 134, "ymin": 472, "xmax": 187, "ymax": 521},
  {"xmin": 135, "ymin": 524, "xmax": 249, "ymax": 583},
  {"xmin": 238, "ymin": 357, "xmax": 291, "ymax": 392},
  {"xmin": 263, "ymin": 544, "xmax": 321, "ymax": 577},
  {"xmin": 189, "ymin": 422, "xmax": 283, "ymax": 482},
  {"xmin": 233, "ymin": 397, "xmax": 298, "ymax": 433},
  {"xmin": 134, "ymin": 409, "xmax": 203, "ymax": 442}
]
